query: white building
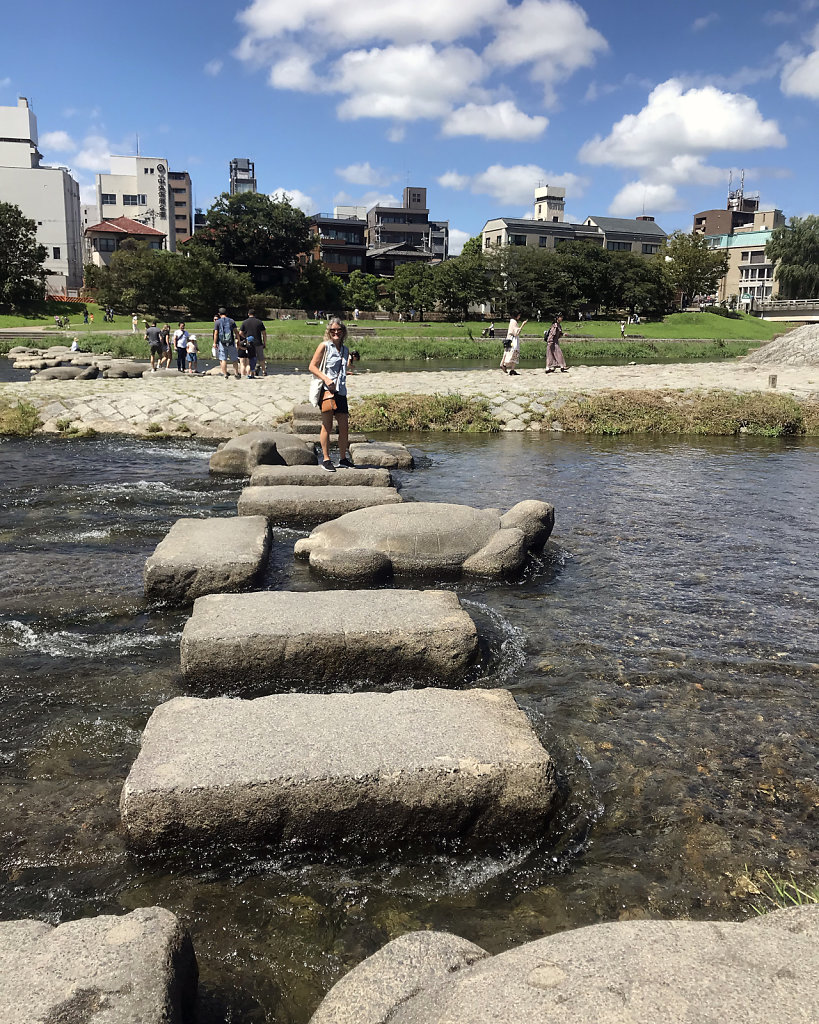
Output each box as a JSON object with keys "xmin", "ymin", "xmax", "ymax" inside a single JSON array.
[
  {"xmin": 0, "ymin": 97, "xmax": 83, "ymax": 295},
  {"xmin": 94, "ymin": 155, "xmax": 176, "ymax": 251}
]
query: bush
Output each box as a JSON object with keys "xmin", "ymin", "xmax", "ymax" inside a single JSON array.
[
  {"xmin": 703, "ymin": 305, "xmax": 741, "ymax": 319},
  {"xmin": 0, "ymin": 399, "xmax": 41, "ymax": 436},
  {"xmin": 350, "ymin": 393, "xmax": 501, "ymax": 432}
]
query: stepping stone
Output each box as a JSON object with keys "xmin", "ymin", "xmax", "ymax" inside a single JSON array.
[
  {"xmin": 180, "ymin": 588, "xmax": 477, "ymax": 686},
  {"xmin": 249, "ymin": 464, "xmax": 393, "ymax": 488},
  {"xmin": 144, "ymin": 516, "xmax": 270, "ymax": 603},
  {"xmin": 103, "ymin": 360, "xmax": 147, "ymax": 378},
  {"xmin": 295, "ymin": 500, "xmax": 555, "ymax": 582},
  {"xmin": 350, "ymin": 441, "xmax": 414, "ymax": 469},
  {"xmin": 238, "ymin": 484, "xmax": 402, "ymax": 526},
  {"xmin": 120, "ymin": 688, "xmax": 555, "ymax": 851},
  {"xmin": 0, "ymin": 907, "xmax": 197, "ymax": 1024},
  {"xmin": 209, "ymin": 430, "xmax": 315, "ymax": 475}
]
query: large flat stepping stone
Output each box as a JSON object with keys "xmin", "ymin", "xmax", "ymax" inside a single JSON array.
[
  {"xmin": 295, "ymin": 500, "xmax": 555, "ymax": 582},
  {"xmin": 144, "ymin": 516, "xmax": 270, "ymax": 603},
  {"xmin": 0, "ymin": 907, "xmax": 197, "ymax": 1024},
  {"xmin": 120, "ymin": 688, "xmax": 555, "ymax": 851},
  {"xmin": 180, "ymin": 588, "xmax": 477, "ymax": 686},
  {"xmin": 249, "ymin": 464, "xmax": 392, "ymax": 488},
  {"xmin": 350, "ymin": 441, "xmax": 414, "ymax": 468},
  {"xmin": 210, "ymin": 430, "xmax": 315, "ymax": 475},
  {"xmin": 310, "ymin": 907, "xmax": 819, "ymax": 1024},
  {"xmin": 238, "ymin": 484, "xmax": 402, "ymax": 526}
]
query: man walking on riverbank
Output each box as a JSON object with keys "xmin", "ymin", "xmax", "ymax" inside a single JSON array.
[
  {"xmin": 241, "ymin": 308, "xmax": 267, "ymax": 377},
  {"xmin": 214, "ymin": 307, "xmax": 240, "ymax": 379},
  {"xmin": 145, "ymin": 321, "xmax": 163, "ymax": 372}
]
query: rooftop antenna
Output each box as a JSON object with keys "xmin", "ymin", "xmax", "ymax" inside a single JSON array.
[
  {"xmin": 136, "ymin": 133, "xmax": 140, "ymax": 157},
  {"xmin": 642, "ymin": 187, "xmax": 646, "ymax": 216}
]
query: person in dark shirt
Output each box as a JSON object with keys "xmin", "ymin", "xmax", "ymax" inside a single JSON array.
[
  {"xmin": 145, "ymin": 321, "xmax": 163, "ymax": 371},
  {"xmin": 241, "ymin": 309, "xmax": 267, "ymax": 377}
]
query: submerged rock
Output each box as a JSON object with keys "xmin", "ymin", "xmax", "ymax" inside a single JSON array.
[
  {"xmin": 209, "ymin": 430, "xmax": 316, "ymax": 475},
  {"xmin": 310, "ymin": 906, "xmax": 819, "ymax": 1024}
]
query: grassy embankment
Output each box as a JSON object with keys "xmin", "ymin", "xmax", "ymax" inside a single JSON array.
[
  {"xmin": 349, "ymin": 391, "xmax": 819, "ymax": 437},
  {"xmin": 0, "ymin": 400, "xmax": 42, "ymax": 436}
]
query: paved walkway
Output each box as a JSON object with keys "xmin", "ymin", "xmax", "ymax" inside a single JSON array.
[{"xmin": 1, "ymin": 361, "xmax": 816, "ymax": 436}]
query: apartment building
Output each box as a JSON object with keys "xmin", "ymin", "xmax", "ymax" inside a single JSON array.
[
  {"xmin": 0, "ymin": 97, "xmax": 83, "ymax": 294},
  {"xmin": 230, "ymin": 158, "xmax": 256, "ymax": 195},
  {"xmin": 95, "ymin": 155, "xmax": 176, "ymax": 250},
  {"xmin": 168, "ymin": 170, "xmax": 192, "ymax": 240},
  {"xmin": 308, "ymin": 211, "xmax": 367, "ymax": 276}
]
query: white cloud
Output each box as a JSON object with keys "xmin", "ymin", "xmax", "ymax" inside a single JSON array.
[
  {"xmin": 269, "ymin": 48, "xmax": 322, "ymax": 90},
  {"xmin": 386, "ymin": 125, "xmax": 405, "ymax": 143},
  {"xmin": 237, "ymin": 0, "xmax": 505, "ymax": 46},
  {"xmin": 440, "ymin": 164, "xmax": 588, "ymax": 206},
  {"xmin": 40, "ymin": 130, "xmax": 76, "ymax": 152},
  {"xmin": 204, "ymin": 59, "xmax": 223, "ymax": 76},
  {"xmin": 781, "ymin": 26, "xmax": 819, "ymax": 97},
  {"xmin": 270, "ymin": 188, "xmax": 316, "ymax": 213},
  {"xmin": 72, "ymin": 134, "xmax": 115, "ymax": 171},
  {"xmin": 333, "ymin": 189, "xmax": 401, "ymax": 208},
  {"xmin": 579, "ymin": 79, "xmax": 786, "ymax": 169},
  {"xmin": 335, "ymin": 161, "xmax": 392, "ymax": 186},
  {"xmin": 448, "ymin": 228, "xmax": 471, "ymax": 255},
  {"xmin": 335, "ymin": 44, "xmax": 484, "ymax": 121},
  {"xmin": 438, "ymin": 170, "xmax": 471, "ymax": 189},
  {"xmin": 441, "ymin": 100, "xmax": 548, "ymax": 139},
  {"xmin": 692, "ymin": 13, "xmax": 718, "ymax": 31},
  {"xmin": 487, "ymin": 0, "xmax": 608, "ymax": 99},
  {"xmin": 80, "ymin": 184, "xmax": 98, "ymax": 205},
  {"xmin": 608, "ymin": 181, "xmax": 683, "ymax": 216}
]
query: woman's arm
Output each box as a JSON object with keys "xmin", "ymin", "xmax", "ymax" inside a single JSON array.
[{"xmin": 309, "ymin": 343, "xmax": 333, "ymax": 388}]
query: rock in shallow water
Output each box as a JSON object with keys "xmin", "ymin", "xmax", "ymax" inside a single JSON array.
[
  {"xmin": 310, "ymin": 905, "xmax": 819, "ymax": 1024},
  {"xmin": 120, "ymin": 688, "xmax": 555, "ymax": 853}
]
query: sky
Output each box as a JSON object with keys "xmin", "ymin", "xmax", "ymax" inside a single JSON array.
[{"xmin": 3, "ymin": 0, "xmax": 819, "ymax": 254}]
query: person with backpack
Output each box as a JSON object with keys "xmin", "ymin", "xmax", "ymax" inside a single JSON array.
[
  {"xmin": 172, "ymin": 322, "xmax": 189, "ymax": 372},
  {"xmin": 213, "ymin": 307, "xmax": 240, "ymax": 379}
]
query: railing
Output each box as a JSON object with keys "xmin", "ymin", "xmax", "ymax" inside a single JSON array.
[{"xmin": 756, "ymin": 298, "xmax": 819, "ymax": 309}]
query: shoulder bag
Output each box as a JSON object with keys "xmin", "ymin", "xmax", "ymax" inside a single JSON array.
[{"xmin": 308, "ymin": 344, "xmax": 328, "ymax": 407}]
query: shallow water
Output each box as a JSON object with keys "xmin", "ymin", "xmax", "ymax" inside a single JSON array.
[{"xmin": 0, "ymin": 432, "xmax": 817, "ymax": 1021}]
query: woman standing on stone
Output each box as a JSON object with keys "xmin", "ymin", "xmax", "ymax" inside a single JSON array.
[
  {"xmin": 501, "ymin": 312, "xmax": 526, "ymax": 375},
  {"xmin": 545, "ymin": 314, "xmax": 568, "ymax": 373},
  {"xmin": 309, "ymin": 317, "xmax": 354, "ymax": 473}
]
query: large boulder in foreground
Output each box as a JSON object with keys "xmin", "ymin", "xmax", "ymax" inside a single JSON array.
[
  {"xmin": 310, "ymin": 906, "xmax": 819, "ymax": 1024},
  {"xmin": 250, "ymin": 464, "xmax": 393, "ymax": 488},
  {"xmin": 238, "ymin": 484, "xmax": 403, "ymax": 526},
  {"xmin": 0, "ymin": 907, "xmax": 197, "ymax": 1024},
  {"xmin": 180, "ymin": 588, "xmax": 478, "ymax": 686},
  {"xmin": 209, "ymin": 430, "xmax": 316, "ymax": 475},
  {"xmin": 144, "ymin": 516, "xmax": 270, "ymax": 603},
  {"xmin": 120, "ymin": 688, "xmax": 555, "ymax": 852},
  {"xmin": 34, "ymin": 364, "xmax": 99, "ymax": 380},
  {"xmin": 103, "ymin": 359, "xmax": 148, "ymax": 378},
  {"xmin": 294, "ymin": 500, "xmax": 554, "ymax": 582}
]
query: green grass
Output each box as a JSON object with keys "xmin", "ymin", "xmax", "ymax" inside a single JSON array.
[
  {"xmin": 0, "ymin": 399, "xmax": 42, "ymax": 436},
  {"xmin": 350, "ymin": 394, "xmax": 501, "ymax": 432},
  {"xmin": 741, "ymin": 868, "xmax": 819, "ymax": 914}
]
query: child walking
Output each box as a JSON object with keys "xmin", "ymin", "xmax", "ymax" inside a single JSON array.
[{"xmin": 186, "ymin": 334, "xmax": 198, "ymax": 375}]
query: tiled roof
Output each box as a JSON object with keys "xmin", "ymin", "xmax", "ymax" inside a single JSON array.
[
  {"xmin": 84, "ymin": 216, "xmax": 165, "ymax": 237},
  {"xmin": 585, "ymin": 216, "xmax": 667, "ymax": 238}
]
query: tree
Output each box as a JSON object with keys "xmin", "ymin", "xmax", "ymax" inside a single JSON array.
[
  {"xmin": 178, "ymin": 249, "xmax": 253, "ymax": 318},
  {"xmin": 766, "ymin": 215, "xmax": 819, "ymax": 298},
  {"xmin": 663, "ymin": 231, "xmax": 729, "ymax": 307},
  {"xmin": 344, "ymin": 270, "xmax": 382, "ymax": 311},
  {"xmin": 0, "ymin": 202, "xmax": 48, "ymax": 309},
  {"xmin": 289, "ymin": 261, "xmax": 346, "ymax": 311},
  {"xmin": 433, "ymin": 250, "xmax": 488, "ymax": 319},
  {"xmin": 459, "ymin": 234, "xmax": 484, "ymax": 258},
  {"xmin": 185, "ymin": 192, "xmax": 311, "ymax": 290},
  {"xmin": 392, "ymin": 263, "xmax": 436, "ymax": 318}
]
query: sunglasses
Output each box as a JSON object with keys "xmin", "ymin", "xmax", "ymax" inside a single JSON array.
[{"xmin": 329, "ymin": 328, "xmax": 343, "ymax": 334}]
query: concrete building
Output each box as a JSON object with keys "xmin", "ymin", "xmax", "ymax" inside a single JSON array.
[
  {"xmin": 168, "ymin": 170, "xmax": 192, "ymax": 240},
  {"xmin": 367, "ymin": 186, "xmax": 431, "ymax": 249},
  {"xmin": 95, "ymin": 155, "xmax": 176, "ymax": 251},
  {"xmin": 84, "ymin": 216, "xmax": 165, "ymax": 268},
  {"xmin": 0, "ymin": 97, "xmax": 83, "ymax": 295},
  {"xmin": 482, "ymin": 187, "xmax": 667, "ymax": 253},
  {"xmin": 428, "ymin": 220, "xmax": 449, "ymax": 260},
  {"xmin": 230, "ymin": 158, "xmax": 256, "ymax": 195},
  {"xmin": 704, "ymin": 207, "xmax": 785, "ymax": 305},
  {"xmin": 308, "ymin": 212, "xmax": 367, "ymax": 276}
]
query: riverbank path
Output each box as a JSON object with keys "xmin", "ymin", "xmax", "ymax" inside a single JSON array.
[{"xmin": 1, "ymin": 360, "xmax": 817, "ymax": 436}]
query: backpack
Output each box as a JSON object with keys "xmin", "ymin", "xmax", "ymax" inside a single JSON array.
[{"xmin": 217, "ymin": 317, "xmax": 233, "ymax": 343}]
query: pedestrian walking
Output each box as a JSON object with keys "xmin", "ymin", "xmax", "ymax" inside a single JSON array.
[
  {"xmin": 488, "ymin": 321, "xmax": 495, "ymax": 339},
  {"xmin": 241, "ymin": 308, "xmax": 267, "ymax": 377},
  {"xmin": 83, "ymin": 310, "xmax": 89, "ymax": 324},
  {"xmin": 145, "ymin": 321, "xmax": 163, "ymax": 371},
  {"xmin": 213, "ymin": 307, "xmax": 240, "ymax": 378},
  {"xmin": 186, "ymin": 334, "xmax": 198, "ymax": 374},
  {"xmin": 501, "ymin": 312, "xmax": 526, "ymax": 375},
  {"xmin": 131, "ymin": 314, "xmax": 138, "ymax": 334},
  {"xmin": 545, "ymin": 314, "xmax": 568, "ymax": 373},
  {"xmin": 620, "ymin": 319, "xmax": 626, "ymax": 338},
  {"xmin": 353, "ymin": 307, "xmax": 360, "ymax": 321},
  {"xmin": 160, "ymin": 324, "xmax": 171, "ymax": 368},
  {"xmin": 173, "ymin": 322, "xmax": 189, "ymax": 372},
  {"xmin": 308, "ymin": 317, "xmax": 354, "ymax": 473}
]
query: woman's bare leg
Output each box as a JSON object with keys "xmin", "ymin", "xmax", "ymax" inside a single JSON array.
[
  {"xmin": 336, "ymin": 413, "xmax": 349, "ymax": 461},
  {"xmin": 320, "ymin": 409, "xmax": 334, "ymax": 463}
]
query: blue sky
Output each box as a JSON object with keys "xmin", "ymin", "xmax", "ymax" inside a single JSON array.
[{"xmin": 4, "ymin": 0, "xmax": 819, "ymax": 252}]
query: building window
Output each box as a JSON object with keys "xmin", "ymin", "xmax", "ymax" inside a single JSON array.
[
  {"xmin": 741, "ymin": 251, "xmax": 749, "ymax": 261},
  {"xmin": 123, "ymin": 194, "xmax": 147, "ymax": 206},
  {"xmin": 510, "ymin": 234, "xmax": 527, "ymax": 246},
  {"xmin": 148, "ymin": 241, "xmax": 162, "ymax": 249},
  {"xmin": 606, "ymin": 240, "xmax": 632, "ymax": 251},
  {"xmin": 175, "ymin": 201, "xmax": 186, "ymax": 207},
  {"xmin": 642, "ymin": 244, "xmax": 659, "ymax": 254},
  {"xmin": 539, "ymin": 236, "xmax": 550, "ymax": 247},
  {"xmin": 97, "ymin": 238, "xmax": 116, "ymax": 252},
  {"xmin": 52, "ymin": 247, "xmax": 61, "ymax": 259},
  {"xmin": 101, "ymin": 193, "xmax": 116, "ymax": 205},
  {"xmin": 144, "ymin": 168, "xmax": 149, "ymax": 174},
  {"xmin": 750, "ymin": 251, "xmax": 765, "ymax": 264}
]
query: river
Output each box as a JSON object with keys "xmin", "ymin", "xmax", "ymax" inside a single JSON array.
[{"xmin": 0, "ymin": 431, "xmax": 817, "ymax": 1022}]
